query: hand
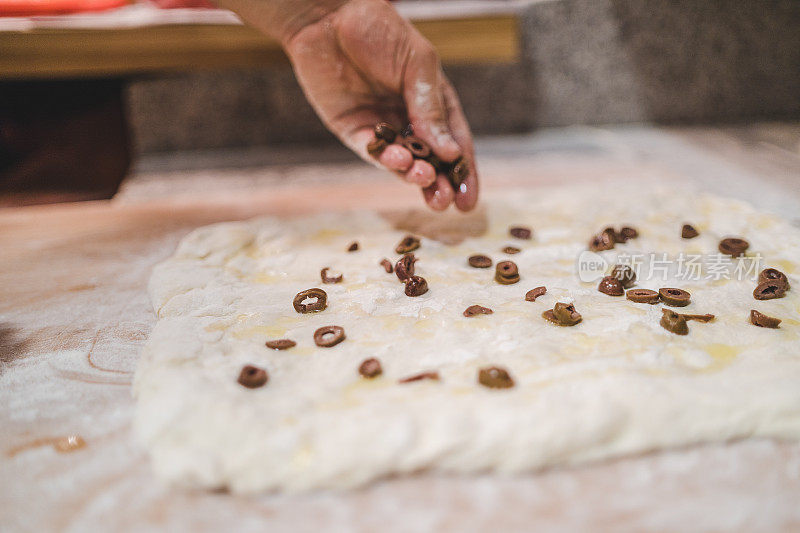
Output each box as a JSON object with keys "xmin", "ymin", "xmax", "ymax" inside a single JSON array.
[{"xmin": 219, "ymin": 0, "xmax": 479, "ymax": 211}]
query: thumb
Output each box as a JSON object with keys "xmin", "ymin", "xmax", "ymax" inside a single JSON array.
[{"xmin": 402, "ymin": 40, "xmax": 462, "ymax": 163}]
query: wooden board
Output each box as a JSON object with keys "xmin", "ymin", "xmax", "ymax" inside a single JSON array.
[
  {"xmin": 0, "ymin": 15, "xmax": 519, "ymax": 79},
  {"xmin": 2, "ymin": 128, "xmax": 800, "ymax": 531}
]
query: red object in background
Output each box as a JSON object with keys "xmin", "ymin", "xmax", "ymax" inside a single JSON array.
[
  {"xmin": 149, "ymin": 0, "xmax": 215, "ymax": 8},
  {"xmin": 0, "ymin": 0, "xmax": 128, "ymax": 16}
]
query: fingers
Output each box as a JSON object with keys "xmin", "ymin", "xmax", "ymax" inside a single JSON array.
[
  {"xmin": 402, "ymin": 37, "xmax": 462, "ymax": 164},
  {"xmin": 352, "ymin": 125, "xmax": 436, "ymax": 189},
  {"xmin": 334, "ymin": 108, "xmax": 405, "ymax": 163},
  {"xmin": 328, "ymin": 84, "xmax": 473, "ymax": 212},
  {"xmin": 380, "ymin": 145, "xmax": 436, "ymax": 187},
  {"xmin": 422, "ymin": 174, "xmax": 456, "ymax": 211},
  {"xmin": 378, "ymin": 144, "xmax": 413, "ymax": 172},
  {"xmin": 442, "ymin": 79, "xmax": 479, "ymax": 211},
  {"xmin": 400, "ymin": 41, "xmax": 478, "ymax": 212},
  {"xmin": 354, "ymin": 115, "xmax": 461, "ymax": 210},
  {"xmin": 404, "ymin": 159, "xmax": 437, "ymax": 187}
]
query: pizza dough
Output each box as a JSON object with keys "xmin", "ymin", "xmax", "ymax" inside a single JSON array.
[{"xmin": 134, "ymin": 185, "xmax": 800, "ymax": 493}]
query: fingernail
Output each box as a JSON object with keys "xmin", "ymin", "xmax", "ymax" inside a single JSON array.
[
  {"xmin": 406, "ymin": 159, "xmax": 436, "ymax": 187},
  {"xmin": 379, "ymin": 145, "xmax": 413, "ymax": 172},
  {"xmin": 454, "ymin": 180, "xmax": 477, "ymax": 211}
]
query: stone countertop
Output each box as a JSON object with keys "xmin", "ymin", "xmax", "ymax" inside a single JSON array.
[{"xmin": 2, "ymin": 123, "xmax": 800, "ymax": 532}]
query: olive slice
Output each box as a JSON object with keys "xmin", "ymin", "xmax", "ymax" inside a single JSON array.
[
  {"xmin": 589, "ymin": 228, "xmax": 616, "ymax": 251},
  {"xmin": 395, "ymin": 235, "xmax": 421, "ymax": 254},
  {"xmin": 495, "ymin": 261, "xmax": 520, "ymax": 285},
  {"xmin": 399, "ymin": 371, "xmax": 440, "ymax": 384},
  {"xmin": 680, "ymin": 313, "xmax": 715, "ymax": 323},
  {"xmin": 616, "ymin": 226, "xmax": 639, "ymax": 242},
  {"xmin": 660, "ymin": 309, "xmax": 688, "ymax": 335},
  {"xmin": 753, "ymin": 281, "xmax": 786, "ymax": 300},
  {"xmin": 610, "ymin": 264, "xmax": 637, "ymax": 288},
  {"xmin": 367, "ymin": 138, "xmax": 388, "ymax": 159},
  {"xmin": 463, "ymin": 305, "xmax": 493, "ymax": 317},
  {"xmin": 265, "ymin": 339, "xmax": 296, "ymax": 350},
  {"xmin": 293, "ymin": 288, "xmax": 328, "ymax": 313},
  {"xmin": 658, "ymin": 288, "xmax": 691, "ymax": 307},
  {"xmin": 449, "ymin": 157, "xmax": 469, "ymax": 188},
  {"xmin": 598, "ymin": 276, "xmax": 624, "ymax": 296},
  {"xmin": 750, "ymin": 309, "xmax": 781, "ymax": 328},
  {"xmin": 509, "ymin": 226, "xmax": 532, "ymax": 240},
  {"xmin": 404, "ymin": 275, "xmax": 429, "ymax": 297},
  {"xmin": 374, "ymin": 122, "xmax": 397, "ymax": 143},
  {"xmin": 358, "ymin": 358, "xmax": 383, "ymax": 378},
  {"xmin": 626, "ymin": 288, "xmax": 660, "ymax": 304},
  {"xmin": 681, "ymin": 224, "xmax": 699, "ymax": 239},
  {"xmin": 758, "ymin": 268, "xmax": 790, "ymax": 291},
  {"xmin": 402, "ymin": 136, "xmax": 432, "ymax": 159},
  {"xmin": 395, "ymin": 253, "xmax": 417, "ymax": 281},
  {"xmin": 320, "ymin": 267, "xmax": 343, "ymax": 284},
  {"xmin": 543, "ymin": 302, "xmax": 582, "ymax": 326},
  {"xmin": 468, "ymin": 254, "xmax": 492, "ymax": 268},
  {"xmin": 552, "ymin": 302, "xmax": 582, "ymax": 325},
  {"xmin": 718, "ymin": 237, "xmax": 749, "ymax": 257},
  {"xmin": 525, "ymin": 286, "xmax": 547, "ymax": 302},
  {"xmin": 313, "ymin": 325, "xmax": 346, "ymax": 347},
  {"xmin": 380, "ymin": 258, "xmax": 394, "ymax": 273},
  {"xmin": 478, "ymin": 366, "xmax": 515, "ymax": 389},
  {"xmin": 237, "ymin": 365, "xmax": 268, "ymax": 388}
]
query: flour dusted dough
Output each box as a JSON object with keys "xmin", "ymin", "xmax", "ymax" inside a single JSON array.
[{"xmin": 134, "ymin": 186, "xmax": 800, "ymax": 493}]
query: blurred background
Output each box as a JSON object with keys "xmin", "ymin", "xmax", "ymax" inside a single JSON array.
[{"xmin": 1, "ymin": 0, "xmax": 798, "ymax": 206}]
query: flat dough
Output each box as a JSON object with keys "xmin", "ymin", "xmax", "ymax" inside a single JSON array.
[{"xmin": 134, "ymin": 185, "xmax": 800, "ymax": 493}]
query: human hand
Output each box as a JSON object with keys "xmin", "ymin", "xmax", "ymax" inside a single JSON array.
[{"xmin": 220, "ymin": 0, "xmax": 479, "ymax": 211}]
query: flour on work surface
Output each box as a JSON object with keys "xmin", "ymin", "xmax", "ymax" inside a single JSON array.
[{"xmin": 134, "ymin": 185, "xmax": 800, "ymax": 493}]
